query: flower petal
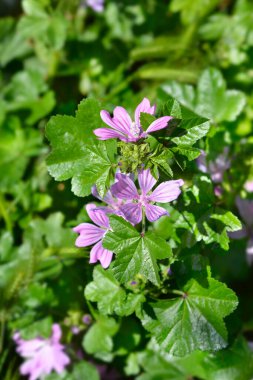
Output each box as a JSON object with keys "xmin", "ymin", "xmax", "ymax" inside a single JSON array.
[
  {"xmin": 146, "ymin": 116, "xmax": 172, "ymax": 133},
  {"xmin": 149, "ymin": 179, "xmax": 184, "ymax": 203},
  {"xmin": 51, "ymin": 324, "xmax": 61, "ymax": 344},
  {"xmin": 86, "ymin": 203, "xmax": 110, "ymax": 228},
  {"xmin": 111, "ymin": 174, "xmax": 139, "ymax": 200},
  {"xmin": 145, "ymin": 204, "xmax": 169, "ymax": 222},
  {"xmin": 73, "ymin": 223, "xmax": 104, "ymax": 247},
  {"xmin": 246, "ymin": 238, "xmax": 253, "ymax": 265},
  {"xmin": 93, "ymin": 128, "xmax": 126, "ymax": 141},
  {"xmin": 113, "ymin": 106, "xmax": 132, "ymax": 135},
  {"xmin": 90, "ymin": 240, "xmax": 113, "ymax": 268},
  {"xmin": 138, "ymin": 169, "xmax": 156, "ymax": 195},
  {"xmin": 120, "ymin": 202, "xmax": 142, "ymax": 225},
  {"xmin": 135, "ymin": 98, "xmax": 156, "ymax": 128},
  {"xmin": 236, "ymin": 197, "xmax": 253, "ymax": 227}
]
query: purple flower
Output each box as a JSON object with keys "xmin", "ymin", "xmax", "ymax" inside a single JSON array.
[
  {"xmin": 230, "ymin": 197, "xmax": 253, "ymax": 265},
  {"xmin": 73, "ymin": 203, "xmax": 113, "ymax": 268},
  {"xmin": 197, "ymin": 148, "xmax": 231, "ymax": 183},
  {"xmin": 71, "ymin": 326, "xmax": 80, "ymax": 335},
  {"xmin": 111, "ymin": 169, "xmax": 184, "ymax": 225},
  {"xmin": 82, "ymin": 314, "xmax": 92, "ymax": 325},
  {"xmin": 94, "ymin": 98, "xmax": 172, "ymax": 142},
  {"xmin": 13, "ymin": 324, "xmax": 70, "ymax": 380},
  {"xmin": 84, "ymin": 0, "xmax": 104, "ymax": 12},
  {"xmin": 92, "ymin": 186, "xmax": 125, "ymax": 216}
]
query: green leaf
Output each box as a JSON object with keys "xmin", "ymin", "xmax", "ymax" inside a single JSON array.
[
  {"xmin": 196, "ymin": 68, "xmax": 246, "ymax": 122},
  {"xmin": 20, "ymin": 317, "xmax": 53, "ymax": 339},
  {"xmin": 85, "ymin": 267, "xmax": 126, "ymax": 315},
  {"xmin": 140, "ymin": 112, "xmax": 156, "ymax": 131},
  {"xmin": 171, "ymin": 146, "xmax": 201, "ymax": 161},
  {"xmin": 211, "ymin": 210, "xmax": 242, "ymax": 232},
  {"xmin": 46, "ymin": 99, "xmax": 117, "ymax": 197},
  {"xmin": 82, "ymin": 316, "xmax": 118, "ymax": 361},
  {"xmin": 159, "ymin": 95, "xmax": 210, "ymax": 146},
  {"xmin": 103, "ymin": 215, "xmax": 172, "ymax": 285},
  {"xmin": 69, "ymin": 362, "xmax": 100, "ymax": 380},
  {"xmin": 85, "ymin": 267, "xmax": 145, "ymax": 316},
  {"xmin": 141, "ymin": 276, "xmax": 238, "ymax": 356},
  {"xmin": 148, "ymin": 147, "xmax": 173, "ymax": 177},
  {"xmin": 170, "ymin": 0, "xmax": 220, "ymax": 25},
  {"xmin": 160, "ymin": 68, "xmax": 246, "ymax": 123}
]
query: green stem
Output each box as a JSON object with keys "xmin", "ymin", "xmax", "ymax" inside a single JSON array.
[
  {"xmin": 170, "ymin": 289, "xmax": 186, "ymax": 297},
  {"xmin": 0, "ymin": 316, "xmax": 5, "ymax": 354},
  {"xmin": 142, "ymin": 210, "xmax": 146, "ymax": 235}
]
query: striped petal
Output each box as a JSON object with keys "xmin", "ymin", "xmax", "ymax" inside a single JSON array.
[
  {"xmin": 145, "ymin": 203, "xmax": 169, "ymax": 222},
  {"xmin": 86, "ymin": 203, "xmax": 109, "ymax": 228},
  {"xmin": 93, "ymin": 128, "xmax": 126, "ymax": 141},
  {"xmin": 73, "ymin": 223, "xmax": 104, "ymax": 247},
  {"xmin": 111, "ymin": 174, "xmax": 139, "ymax": 200},
  {"xmin": 146, "ymin": 116, "xmax": 172, "ymax": 133},
  {"xmin": 120, "ymin": 202, "xmax": 142, "ymax": 225},
  {"xmin": 138, "ymin": 169, "xmax": 156, "ymax": 195},
  {"xmin": 149, "ymin": 179, "xmax": 184, "ymax": 203}
]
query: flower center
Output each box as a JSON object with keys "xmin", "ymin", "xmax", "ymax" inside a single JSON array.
[{"xmin": 130, "ymin": 122, "xmax": 140, "ymax": 137}]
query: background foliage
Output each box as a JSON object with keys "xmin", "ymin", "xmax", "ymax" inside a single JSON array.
[{"xmin": 0, "ymin": 0, "xmax": 253, "ymax": 379}]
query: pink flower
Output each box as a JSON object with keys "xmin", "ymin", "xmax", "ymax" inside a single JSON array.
[
  {"xmin": 84, "ymin": 0, "xmax": 104, "ymax": 12},
  {"xmin": 111, "ymin": 169, "xmax": 184, "ymax": 225},
  {"xmin": 197, "ymin": 148, "xmax": 230, "ymax": 183},
  {"xmin": 91, "ymin": 186, "xmax": 125, "ymax": 217},
  {"xmin": 230, "ymin": 197, "xmax": 253, "ymax": 265},
  {"xmin": 73, "ymin": 203, "xmax": 113, "ymax": 268},
  {"xmin": 13, "ymin": 324, "xmax": 70, "ymax": 380},
  {"xmin": 245, "ymin": 180, "xmax": 253, "ymax": 193},
  {"xmin": 94, "ymin": 98, "xmax": 172, "ymax": 142}
]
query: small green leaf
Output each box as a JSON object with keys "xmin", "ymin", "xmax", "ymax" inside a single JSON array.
[
  {"xmin": 85, "ymin": 267, "xmax": 126, "ymax": 315},
  {"xmin": 140, "ymin": 112, "xmax": 156, "ymax": 131},
  {"xmin": 82, "ymin": 316, "xmax": 118, "ymax": 360}
]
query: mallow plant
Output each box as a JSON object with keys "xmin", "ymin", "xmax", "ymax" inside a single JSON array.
[{"xmin": 35, "ymin": 94, "xmax": 248, "ymax": 378}]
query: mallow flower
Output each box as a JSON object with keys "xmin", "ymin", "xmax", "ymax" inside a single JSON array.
[
  {"xmin": 111, "ymin": 169, "xmax": 184, "ymax": 225},
  {"xmin": 197, "ymin": 148, "xmax": 231, "ymax": 184},
  {"xmin": 13, "ymin": 324, "xmax": 70, "ymax": 380},
  {"xmin": 94, "ymin": 97, "xmax": 172, "ymax": 142},
  {"xmin": 84, "ymin": 0, "xmax": 104, "ymax": 12},
  {"xmin": 230, "ymin": 197, "xmax": 253, "ymax": 265},
  {"xmin": 92, "ymin": 186, "xmax": 125, "ymax": 217},
  {"xmin": 73, "ymin": 203, "xmax": 113, "ymax": 268}
]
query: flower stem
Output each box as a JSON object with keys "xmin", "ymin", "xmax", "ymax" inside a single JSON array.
[{"xmin": 142, "ymin": 210, "xmax": 146, "ymax": 235}]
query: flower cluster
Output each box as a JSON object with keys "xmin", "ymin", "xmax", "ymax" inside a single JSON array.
[
  {"xmin": 73, "ymin": 98, "xmax": 183, "ymax": 269},
  {"xmin": 13, "ymin": 324, "xmax": 70, "ymax": 380}
]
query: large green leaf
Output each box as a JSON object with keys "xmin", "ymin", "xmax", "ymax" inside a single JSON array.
[
  {"xmin": 103, "ymin": 215, "xmax": 173, "ymax": 286},
  {"xmin": 160, "ymin": 68, "xmax": 246, "ymax": 123},
  {"xmin": 46, "ymin": 98, "xmax": 117, "ymax": 197},
  {"xmin": 141, "ymin": 276, "xmax": 238, "ymax": 356}
]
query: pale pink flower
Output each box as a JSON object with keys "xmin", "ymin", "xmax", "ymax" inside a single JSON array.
[
  {"xmin": 197, "ymin": 148, "xmax": 231, "ymax": 183},
  {"xmin": 73, "ymin": 203, "xmax": 113, "ymax": 268},
  {"xmin": 94, "ymin": 98, "xmax": 172, "ymax": 142},
  {"xmin": 111, "ymin": 169, "xmax": 184, "ymax": 225},
  {"xmin": 230, "ymin": 197, "xmax": 253, "ymax": 265},
  {"xmin": 84, "ymin": 0, "xmax": 104, "ymax": 12},
  {"xmin": 13, "ymin": 324, "xmax": 70, "ymax": 380}
]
